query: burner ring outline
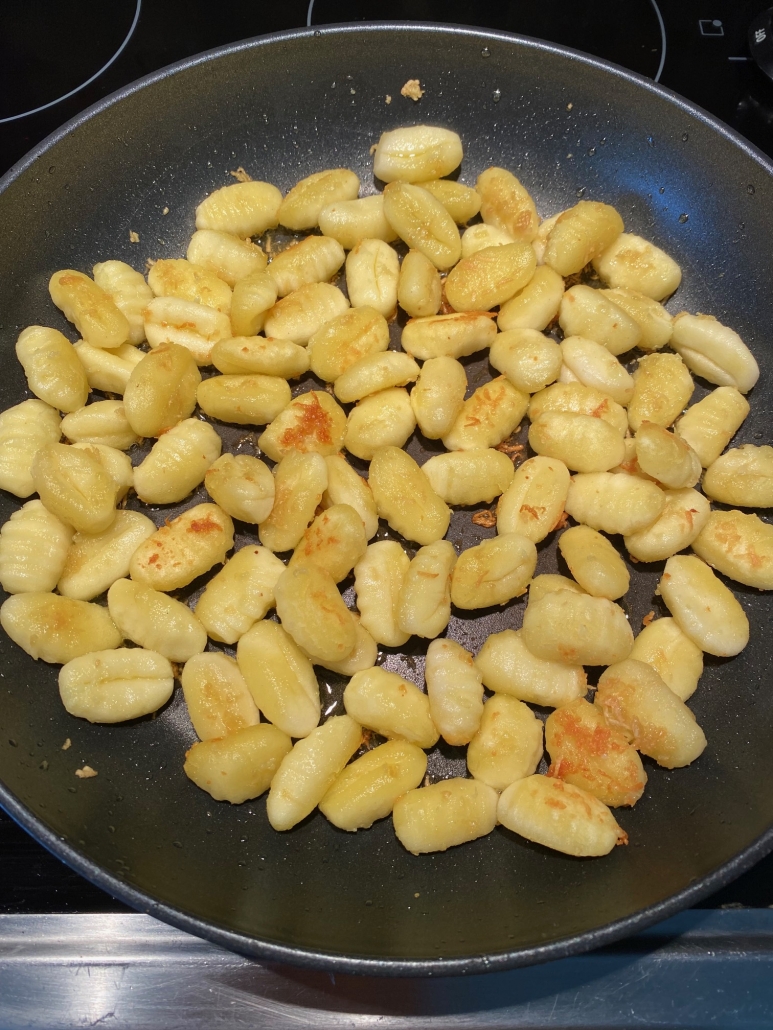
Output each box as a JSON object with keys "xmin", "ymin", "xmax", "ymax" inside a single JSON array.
[
  {"xmin": 0, "ymin": 0, "xmax": 143, "ymax": 125},
  {"xmin": 307, "ymin": 1, "xmax": 667, "ymax": 82},
  {"xmin": 649, "ymin": 0, "xmax": 667, "ymax": 82}
]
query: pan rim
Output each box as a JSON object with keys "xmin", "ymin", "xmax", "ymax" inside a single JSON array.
[{"xmin": 2, "ymin": 20, "xmax": 773, "ymax": 977}]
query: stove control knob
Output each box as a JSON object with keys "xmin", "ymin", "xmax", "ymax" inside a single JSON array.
[{"xmin": 750, "ymin": 8, "xmax": 773, "ymax": 80}]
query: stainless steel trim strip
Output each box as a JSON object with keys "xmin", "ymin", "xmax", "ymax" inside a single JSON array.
[{"xmin": 1, "ymin": 910, "xmax": 773, "ymax": 1028}]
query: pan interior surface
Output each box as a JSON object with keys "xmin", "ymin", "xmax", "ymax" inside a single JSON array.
[{"xmin": 1, "ymin": 25, "xmax": 773, "ymax": 973}]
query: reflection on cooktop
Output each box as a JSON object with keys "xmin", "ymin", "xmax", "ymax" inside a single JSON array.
[
  {"xmin": 308, "ymin": 0, "xmax": 665, "ymax": 79},
  {"xmin": 0, "ymin": 0, "xmax": 141, "ymax": 122}
]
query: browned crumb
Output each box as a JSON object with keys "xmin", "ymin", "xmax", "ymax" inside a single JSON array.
[
  {"xmin": 642, "ymin": 610, "xmax": 655, "ymax": 627},
  {"xmin": 629, "ymin": 555, "xmax": 640, "ymax": 564},
  {"xmin": 75, "ymin": 765, "xmax": 98, "ymax": 779},
  {"xmin": 145, "ymin": 257, "xmax": 157, "ymax": 270},
  {"xmin": 472, "ymin": 509, "xmax": 497, "ymax": 528},
  {"xmin": 385, "ymin": 95, "xmax": 392, "ymax": 104},
  {"xmin": 401, "ymin": 79, "xmax": 424, "ymax": 102},
  {"xmin": 423, "ymin": 773, "xmax": 431, "ymax": 788},
  {"xmin": 495, "ymin": 438, "xmax": 525, "ymax": 461},
  {"xmin": 414, "ymin": 892, "xmax": 420, "ymax": 898},
  {"xmin": 562, "ymin": 264, "xmax": 600, "ymax": 289},
  {"xmin": 324, "ymin": 382, "xmax": 336, "ymax": 396},
  {"xmin": 551, "ymin": 511, "xmax": 570, "ymax": 532},
  {"xmin": 62, "ymin": 738, "xmax": 72, "ymax": 751},
  {"xmin": 567, "ymin": 102, "xmax": 573, "ymax": 111},
  {"xmin": 369, "ymin": 142, "xmax": 378, "ymax": 155},
  {"xmin": 129, "ymin": 230, "xmax": 140, "ymax": 243},
  {"xmin": 162, "ymin": 206, "xmax": 170, "ymax": 215},
  {"xmin": 230, "ymin": 167, "xmax": 252, "ymax": 182}
]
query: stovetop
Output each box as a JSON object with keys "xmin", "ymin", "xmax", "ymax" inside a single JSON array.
[
  {"xmin": 4, "ymin": 0, "xmax": 773, "ymax": 177},
  {"xmin": 2, "ymin": 1, "xmax": 773, "ymax": 1024}
]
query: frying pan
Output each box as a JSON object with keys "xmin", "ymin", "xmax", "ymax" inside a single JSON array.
[{"xmin": 1, "ymin": 23, "xmax": 773, "ymax": 977}]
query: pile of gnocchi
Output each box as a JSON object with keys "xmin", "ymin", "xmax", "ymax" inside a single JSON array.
[{"xmin": 0, "ymin": 123, "xmax": 770, "ymax": 860}]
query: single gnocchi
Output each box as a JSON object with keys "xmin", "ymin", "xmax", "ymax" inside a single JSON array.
[
  {"xmin": 59, "ymin": 648, "xmax": 174, "ymax": 724},
  {"xmin": 425, "ymin": 639, "xmax": 484, "ymax": 747},
  {"xmin": 497, "ymin": 775, "xmax": 627, "ymax": 857},
  {"xmin": 343, "ymin": 667, "xmax": 439, "ymax": 749},
  {"xmin": 393, "ymin": 778, "xmax": 499, "ymax": 855},
  {"xmin": 184, "ymin": 724, "xmax": 292, "ymax": 805}
]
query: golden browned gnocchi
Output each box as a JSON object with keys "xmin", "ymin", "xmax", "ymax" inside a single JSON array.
[
  {"xmin": 278, "ymin": 168, "xmax": 360, "ymax": 231},
  {"xmin": 258, "ymin": 390, "xmax": 346, "ymax": 462},
  {"xmin": 258, "ymin": 450, "xmax": 328, "ymax": 553},
  {"xmin": 353, "ymin": 540, "xmax": 410, "ymax": 648},
  {"xmin": 545, "ymin": 699, "xmax": 646, "ymax": 808},
  {"xmin": 497, "ymin": 775, "xmax": 627, "ymax": 857},
  {"xmin": 133, "ymin": 417, "xmax": 222, "ymax": 504},
  {"xmin": 496, "ymin": 455, "xmax": 570, "ymax": 543},
  {"xmin": 49, "ymin": 269, "xmax": 130, "ymax": 350},
  {"xmin": 543, "ymin": 200, "xmax": 623, "ymax": 277},
  {"xmin": 32, "ymin": 442, "xmax": 117, "ymax": 534},
  {"xmin": 522, "ymin": 589, "xmax": 633, "ymax": 667},
  {"xmin": 195, "ymin": 180, "xmax": 282, "ymax": 237},
  {"xmin": 421, "ymin": 448, "xmax": 514, "ymax": 506},
  {"xmin": 319, "ymin": 194, "xmax": 399, "ymax": 250},
  {"xmin": 409, "ymin": 355, "xmax": 467, "ymax": 439},
  {"xmin": 557, "ymin": 525, "xmax": 630, "ymax": 600},
  {"xmin": 211, "ymin": 335, "xmax": 307, "ymax": 378},
  {"xmin": 595, "ymin": 659, "xmax": 707, "ymax": 769},
  {"xmin": 180, "ymin": 652, "xmax": 259, "ymax": 741},
  {"xmin": 629, "ymin": 617, "xmax": 703, "ymax": 702},
  {"xmin": 657, "ymin": 554, "xmax": 749, "ymax": 657},
  {"xmin": 442, "ymin": 376, "xmax": 529, "ymax": 451},
  {"xmin": 373, "ymin": 125, "xmax": 463, "ymax": 184},
  {"xmin": 3, "ymin": 121, "xmax": 770, "ymax": 875},
  {"xmin": 368, "ymin": 445, "xmax": 450, "ymax": 545},
  {"xmin": 288, "ymin": 504, "xmax": 367, "ymax": 583},
  {"xmin": 129, "ymin": 503, "xmax": 234, "ymax": 592},
  {"xmin": 275, "ymin": 563, "xmax": 357, "ymax": 663},
  {"xmin": 0, "ymin": 593, "xmax": 121, "ymax": 664}
]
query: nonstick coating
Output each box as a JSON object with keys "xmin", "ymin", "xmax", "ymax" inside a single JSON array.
[{"xmin": 1, "ymin": 24, "xmax": 773, "ymax": 976}]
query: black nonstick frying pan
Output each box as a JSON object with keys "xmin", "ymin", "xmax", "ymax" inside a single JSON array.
[{"xmin": 1, "ymin": 23, "xmax": 773, "ymax": 977}]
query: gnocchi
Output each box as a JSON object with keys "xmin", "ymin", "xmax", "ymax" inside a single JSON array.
[{"xmin": 1, "ymin": 120, "xmax": 768, "ymax": 873}]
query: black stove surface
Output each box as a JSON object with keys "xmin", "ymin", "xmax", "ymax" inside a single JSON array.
[{"xmin": 2, "ymin": 0, "xmax": 773, "ymax": 918}]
